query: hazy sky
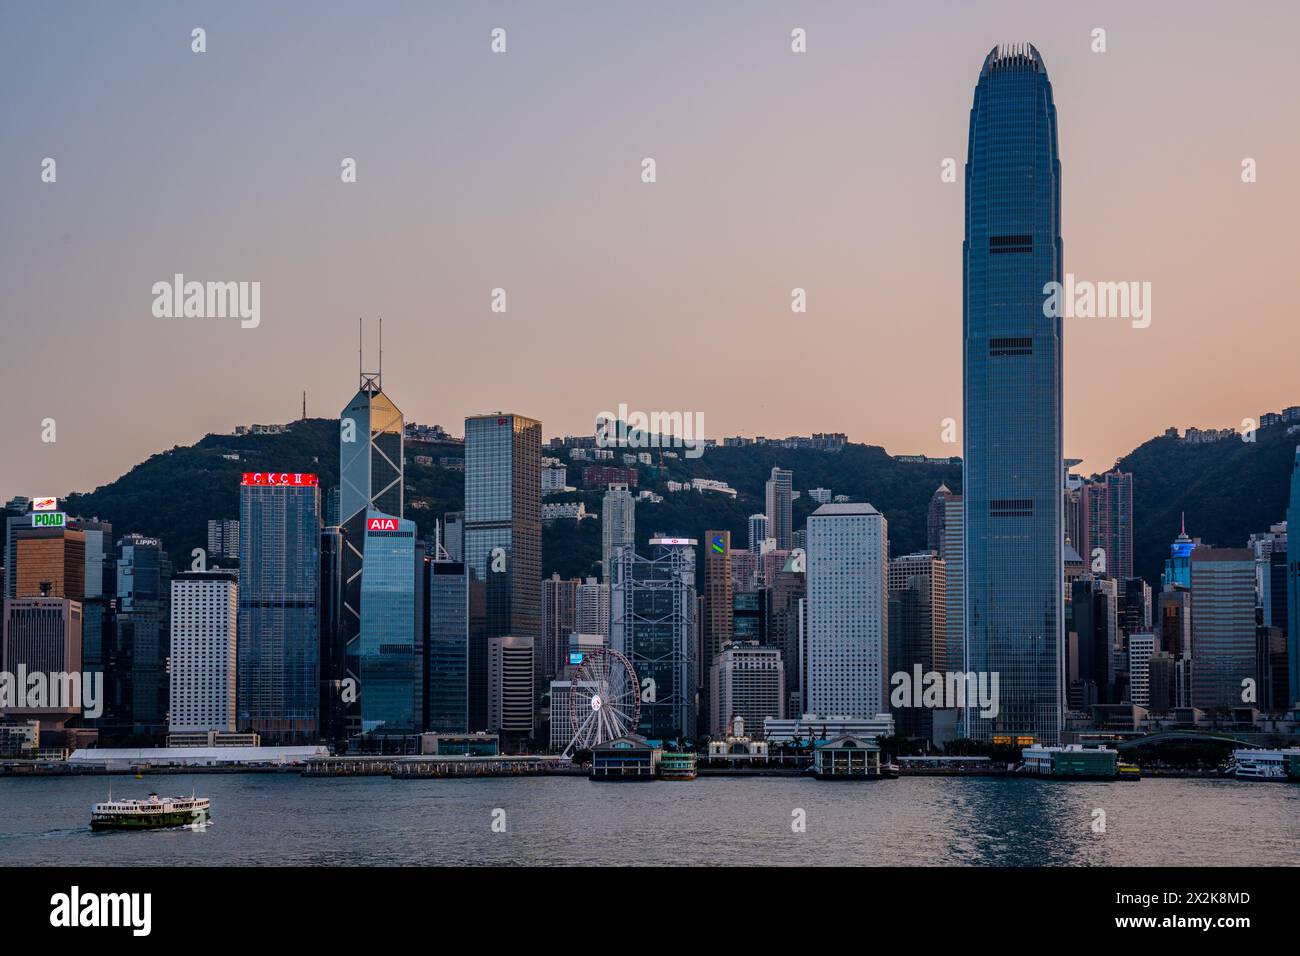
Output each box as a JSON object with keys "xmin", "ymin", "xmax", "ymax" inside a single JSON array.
[{"xmin": 3, "ymin": 1, "xmax": 1297, "ymax": 497}]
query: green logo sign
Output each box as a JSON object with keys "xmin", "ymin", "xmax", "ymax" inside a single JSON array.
[{"xmin": 32, "ymin": 512, "xmax": 66, "ymax": 528}]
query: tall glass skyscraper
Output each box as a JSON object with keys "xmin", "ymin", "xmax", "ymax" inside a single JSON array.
[
  {"xmin": 963, "ymin": 44, "xmax": 1064, "ymax": 744},
  {"xmin": 333, "ymin": 361, "xmax": 404, "ymax": 742},
  {"xmin": 765, "ymin": 468, "xmax": 794, "ymax": 551},
  {"xmin": 358, "ymin": 511, "xmax": 419, "ymax": 733},
  {"xmin": 463, "ymin": 413, "xmax": 542, "ymax": 731},
  {"xmin": 426, "ymin": 555, "xmax": 468, "ymax": 732},
  {"xmin": 114, "ymin": 532, "xmax": 171, "ymax": 738},
  {"xmin": 237, "ymin": 472, "xmax": 321, "ymax": 744}
]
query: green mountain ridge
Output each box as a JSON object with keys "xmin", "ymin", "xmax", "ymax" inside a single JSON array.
[{"xmin": 33, "ymin": 417, "xmax": 1299, "ymax": 589}]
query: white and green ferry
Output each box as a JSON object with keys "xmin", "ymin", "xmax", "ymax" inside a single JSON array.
[{"xmin": 91, "ymin": 792, "xmax": 211, "ymax": 830}]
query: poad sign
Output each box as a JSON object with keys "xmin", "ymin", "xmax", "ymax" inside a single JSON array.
[{"xmin": 32, "ymin": 512, "xmax": 67, "ymax": 528}]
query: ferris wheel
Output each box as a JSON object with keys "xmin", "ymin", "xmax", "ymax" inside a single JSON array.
[{"xmin": 564, "ymin": 647, "xmax": 641, "ymax": 757}]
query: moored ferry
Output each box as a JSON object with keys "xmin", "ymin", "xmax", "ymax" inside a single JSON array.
[
  {"xmin": 91, "ymin": 792, "xmax": 212, "ymax": 830},
  {"xmin": 1020, "ymin": 744, "xmax": 1119, "ymax": 780},
  {"xmin": 658, "ymin": 752, "xmax": 697, "ymax": 781},
  {"xmin": 1223, "ymin": 748, "xmax": 1300, "ymax": 782}
]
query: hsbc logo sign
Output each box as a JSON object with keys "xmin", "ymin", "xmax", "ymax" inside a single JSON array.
[{"xmin": 367, "ymin": 517, "xmax": 400, "ymax": 532}]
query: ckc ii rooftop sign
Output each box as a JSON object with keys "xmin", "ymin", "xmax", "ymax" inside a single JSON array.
[{"xmin": 240, "ymin": 473, "xmax": 318, "ymax": 486}]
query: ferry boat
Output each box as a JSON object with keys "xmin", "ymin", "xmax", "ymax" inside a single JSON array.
[
  {"xmin": 658, "ymin": 752, "xmax": 697, "ymax": 781},
  {"xmin": 1020, "ymin": 744, "xmax": 1119, "ymax": 780},
  {"xmin": 1223, "ymin": 748, "xmax": 1300, "ymax": 782},
  {"xmin": 91, "ymin": 792, "xmax": 211, "ymax": 830},
  {"xmin": 1116, "ymin": 762, "xmax": 1142, "ymax": 781}
]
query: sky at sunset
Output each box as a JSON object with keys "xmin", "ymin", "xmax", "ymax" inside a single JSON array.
[{"xmin": 3, "ymin": 0, "xmax": 1297, "ymax": 497}]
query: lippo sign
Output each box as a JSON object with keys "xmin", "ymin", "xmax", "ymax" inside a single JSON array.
[
  {"xmin": 32, "ymin": 512, "xmax": 67, "ymax": 528},
  {"xmin": 240, "ymin": 473, "xmax": 318, "ymax": 487}
]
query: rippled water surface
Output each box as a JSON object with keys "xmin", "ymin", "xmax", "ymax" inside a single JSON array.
[{"xmin": 2, "ymin": 774, "xmax": 1296, "ymax": 866}]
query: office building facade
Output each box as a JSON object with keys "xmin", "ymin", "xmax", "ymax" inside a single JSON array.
[
  {"xmin": 237, "ymin": 473, "xmax": 320, "ymax": 744},
  {"xmin": 169, "ymin": 571, "xmax": 238, "ymax": 733},
  {"xmin": 611, "ymin": 537, "xmax": 697, "ymax": 742},
  {"xmin": 464, "ymin": 413, "xmax": 542, "ymax": 730},
  {"xmin": 963, "ymin": 44, "xmax": 1065, "ymax": 744},
  {"xmin": 807, "ymin": 503, "xmax": 889, "ymax": 719}
]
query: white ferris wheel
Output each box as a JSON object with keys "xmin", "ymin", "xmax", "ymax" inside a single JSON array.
[{"xmin": 563, "ymin": 647, "xmax": 641, "ymax": 757}]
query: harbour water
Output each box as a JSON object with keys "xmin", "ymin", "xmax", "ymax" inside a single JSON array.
[{"xmin": 2, "ymin": 774, "xmax": 1296, "ymax": 866}]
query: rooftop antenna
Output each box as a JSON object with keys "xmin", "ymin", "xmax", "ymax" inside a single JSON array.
[
  {"xmin": 432, "ymin": 518, "xmax": 451, "ymax": 561},
  {"xmin": 358, "ymin": 317, "xmax": 381, "ymax": 394},
  {"xmin": 378, "ymin": 317, "xmax": 383, "ymax": 389}
]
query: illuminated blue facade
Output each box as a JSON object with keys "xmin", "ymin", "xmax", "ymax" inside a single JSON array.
[
  {"xmin": 358, "ymin": 511, "xmax": 418, "ymax": 733},
  {"xmin": 963, "ymin": 44, "xmax": 1064, "ymax": 744}
]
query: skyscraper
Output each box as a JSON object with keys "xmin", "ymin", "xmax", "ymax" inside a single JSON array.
[
  {"xmin": 575, "ymin": 577, "xmax": 610, "ymax": 638},
  {"xmin": 11, "ymin": 520, "xmax": 85, "ymax": 602},
  {"xmin": 766, "ymin": 559, "xmax": 806, "ymax": 717},
  {"xmin": 358, "ymin": 511, "xmax": 419, "ymax": 733},
  {"xmin": 1288, "ymin": 446, "xmax": 1300, "ymax": 709},
  {"xmin": 765, "ymin": 468, "xmax": 793, "ymax": 551},
  {"xmin": 169, "ymin": 571, "xmax": 237, "ymax": 733},
  {"xmin": 425, "ymin": 554, "xmax": 468, "ymax": 733},
  {"xmin": 611, "ymin": 537, "xmax": 698, "ymax": 742},
  {"xmin": 709, "ymin": 643, "xmax": 784, "ymax": 737},
  {"xmin": 701, "ymin": 529, "xmax": 733, "ymax": 721},
  {"xmin": 486, "ymin": 634, "xmax": 534, "ymax": 747},
  {"xmin": 1068, "ymin": 575, "xmax": 1119, "ymax": 709},
  {"xmin": 335, "ymin": 343, "xmax": 405, "ymax": 741},
  {"xmin": 925, "ymin": 484, "xmax": 952, "ymax": 554},
  {"xmin": 1081, "ymin": 471, "xmax": 1134, "ymax": 581},
  {"xmin": 887, "ymin": 551, "xmax": 948, "ymax": 741},
  {"xmin": 963, "ymin": 44, "xmax": 1064, "ymax": 744},
  {"xmin": 541, "ymin": 573, "xmax": 578, "ymax": 684},
  {"xmin": 1, "ymin": 597, "xmax": 82, "ymax": 725},
  {"xmin": 464, "ymin": 413, "xmax": 542, "ymax": 731},
  {"xmin": 442, "ymin": 511, "xmax": 464, "ymax": 562},
  {"xmin": 806, "ymin": 503, "xmax": 889, "ymax": 720},
  {"xmin": 748, "ymin": 513, "xmax": 770, "ymax": 554},
  {"xmin": 601, "ymin": 483, "xmax": 635, "ymax": 582},
  {"xmin": 940, "ymin": 496, "xmax": 965, "ymax": 682},
  {"xmin": 318, "ymin": 526, "xmax": 345, "ymax": 738},
  {"xmin": 1189, "ymin": 548, "xmax": 1256, "ymax": 711},
  {"xmin": 237, "ymin": 472, "xmax": 320, "ymax": 744},
  {"xmin": 113, "ymin": 533, "xmax": 171, "ymax": 739}
]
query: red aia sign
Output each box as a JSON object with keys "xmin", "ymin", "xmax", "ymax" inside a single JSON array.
[
  {"xmin": 367, "ymin": 517, "xmax": 399, "ymax": 532},
  {"xmin": 241, "ymin": 473, "xmax": 319, "ymax": 487}
]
